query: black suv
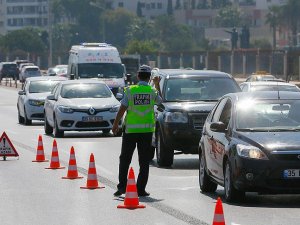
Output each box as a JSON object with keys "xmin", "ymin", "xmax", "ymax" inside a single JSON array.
[
  {"xmin": 150, "ymin": 69, "xmax": 240, "ymax": 167},
  {"xmin": 0, "ymin": 62, "xmax": 18, "ymax": 80}
]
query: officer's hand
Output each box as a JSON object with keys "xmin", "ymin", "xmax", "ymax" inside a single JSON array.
[
  {"xmin": 112, "ymin": 123, "xmax": 119, "ymax": 135},
  {"xmin": 152, "ymin": 76, "xmax": 160, "ymax": 86}
]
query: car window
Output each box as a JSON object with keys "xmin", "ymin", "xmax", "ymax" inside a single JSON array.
[
  {"xmin": 241, "ymin": 84, "xmax": 249, "ymax": 92},
  {"xmin": 164, "ymin": 77, "xmax": 239, "ymax": 101},
  {"xmin": 212, "ymin": 98, "xmax": 228, "ymax": 122},
  {"xmin": 251, "ymin": 85, "xmax": 300, "ymax": 92},
  {"xmin": 61, "ymin": 83, "xmax": 112, "ymax": 98},
  {"xmin": 219, "ymin": 100, "xmax": 232, "ymax": 127},
  {"xmin": 29, "ymin": 80, "xmax": 61, "ymax": 93}
]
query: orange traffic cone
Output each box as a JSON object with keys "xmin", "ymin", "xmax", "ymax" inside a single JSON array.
[
  {"xmin": 212, "ymin": 197, "xmax": 225, "ymax": 225},
  {"xmin": 45, "ymin": 139, "xmax": 65, "ymax": 169},
  {"xmin": 117, "ymin": 167, "xmax": 145, "ymax": 209},
  {"xmin": 80, "ymin": 153, "xmax": 104, "ymax": 189},
  {"xmin": 62, "ymin": 146, "xmax": 83, "ymax": 179},
  {"xmin": 32, "ymin": 135, "xmax": 48, "ymax": 162}
]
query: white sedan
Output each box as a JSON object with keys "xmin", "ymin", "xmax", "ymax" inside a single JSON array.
[
  {"xmin": 17, "ymin": 76, "xmax": 67, "ymax": 125},
  {"xmin": 44, "ymin": 79, "xmax": 122, "ymax": 137}
]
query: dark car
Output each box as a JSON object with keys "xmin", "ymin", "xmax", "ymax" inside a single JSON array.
[
  {"xmin": 0, "ymin": 62, "xmax": 19, "ymax": 80},
  {"xmin": 199, "ymin": 91, "xmax": 300, "ymax": 202},
  {"xmin": 150, "ymin": 69, "xmax": 241, "ymax": 167}
]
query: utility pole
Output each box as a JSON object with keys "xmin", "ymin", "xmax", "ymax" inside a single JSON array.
[{"xmin": 48, "ymin": 0, "xmax": 53, "ymax": 68}]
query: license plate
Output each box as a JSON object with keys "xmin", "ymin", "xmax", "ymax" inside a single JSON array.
[
  {"xmin": 82, "ymin": 116, "xmax": 102, "ymax": 122},
  {"xmin": 283, "ymin": 169, "xmax": 300, "ymax": 178}
]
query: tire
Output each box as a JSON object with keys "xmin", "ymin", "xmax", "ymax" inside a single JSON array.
[
  {"xmin": 44, "ymin": 115, "xmax": 53, "ymax": 135},
  {"xmin": 18, "ymin": 107, "xmax": 24, "ymax": 124},
  {"xmin": 53, "ymin": 116, "xmax": 64, "ymax": 138},
  {"xmin": 102, "ymin": 129, "xmax": 111, "ymax": 134},
  {"xmin": 199, "ymin": 151, "xmax": 218, "ymax": 192},
  {"xmin": 156, "ymin": 129, "xmax": 173, "ymax": 167},
  {"xmin": 224, "ymin": 160, "xmax": 245, "ymax": 202},
  {"xmin": 23, "ymin": 107, "xmax": 32, "ymax": 125}
]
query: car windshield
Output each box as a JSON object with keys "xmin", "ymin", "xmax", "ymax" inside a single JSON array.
[
  {"xmin": 25, "ymin": 68, "xmax": 40, "ymax": 75},
  {"xmin": 251, "ymin": 85, "xmax": 299, "ymax": 92},
  {"xmin": 29, "ymin": 80, "xmax": 61, "ymax": 93},
  {"xmin": 61, "ymin": 83, "xmax": 112, "ymax": 98},
  {"xmin": 236, "ymin": 99, "xmax": 300, "ymax": 131},
  {"xmin": 164, "ymin": 77, "xmax": 240, "ymax": 101},
  {"xmin": 78, "ymin": 63, "xmax": 124, "ymax": 79}
]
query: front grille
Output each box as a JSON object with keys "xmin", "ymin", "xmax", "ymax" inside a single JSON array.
[
  {"xmin": 61, "ymin": 120, "xmax": 74, "ymax": 127},
  {"xmin": 31, "ymin": 113, "xmax": 44, "ymax": 118},
  {"xmin": 272, "ymin": 154, "xmax": 300, "ymax": 161},
  {"xmin": 266, "ymin": 179, "xmax": 300, "ymax": 188},
  {"xmin": 75, "ymin": 121, "xmax": 109, "ymax": 128},
  {"xmin": 73, "ymin": 108, "xmax": 110, "ymax": 115},
  {"xmin": 188, "ymin": 113, "xmax": 209, "ymax": 130}
]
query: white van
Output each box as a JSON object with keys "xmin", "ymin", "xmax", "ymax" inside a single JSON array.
[{"xmin": 67, "ymin": 43, "xmax": 126, "ymax": 95}]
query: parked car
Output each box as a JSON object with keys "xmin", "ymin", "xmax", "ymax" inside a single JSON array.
[
  {"xmin": 0, "ymin": 62, "xmax": 18, "ymax": 80},
  {"xmin": 240, "ymin": 81, "xmax": 300, "ymax": 92},
  {"xmin": 54, "ymin": 65, "xmax": 68, "ymax": 77},
  {"xmin": 44, "ymin": 79, "xmax": 122, "ymax": 137},
  {"xmin": 19, "ymin": 65, "xmax": 41, "ymax": 82},
  {"xmin": 17, "ymin": 76, "xmax": 67, "ymax": 125},
  {"xmin": 199, "ymin": 91, "xmax": 300, "ymax": 202},
  {"xmin": 149, "ymin": 69, "xmax": 241, "ymax": 167}
]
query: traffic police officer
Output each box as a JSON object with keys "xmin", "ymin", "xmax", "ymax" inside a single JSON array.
[{"xmin": 112, "ymin": 65, "xmax": 162, "ymax": 197}]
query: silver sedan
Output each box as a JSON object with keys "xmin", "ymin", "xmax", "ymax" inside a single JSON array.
[
  {"xmin": 44, "ymin": 79, "xmax": 122, "ymax": 137},
  {"xmin": 17, "ymin": 76, "xmax": 67, "ymax": 125}
]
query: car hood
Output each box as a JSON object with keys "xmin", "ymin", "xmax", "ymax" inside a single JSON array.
[
  {"xmin": 58, "ymin": 97, "xmax": 120, "ymax": 109},
  {"xmin": 27, "ymin": 92, "xmax": 50, "ymax": 100},
  {"xmin": 235, "ymin": 131, "xmax": 300, "ymax": 151},
  {"xmin": 163, "ymin": 101, "xmax": 217, "ymax": 112}
]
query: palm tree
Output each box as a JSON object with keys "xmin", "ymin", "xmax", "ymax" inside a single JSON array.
[
  {"xmin": 281, "ymin": 0, "xmax": 300, "ymax": 46},
  {"xmin": 265, "ymin": 5, "xmax": 281, "ymax": 49}
]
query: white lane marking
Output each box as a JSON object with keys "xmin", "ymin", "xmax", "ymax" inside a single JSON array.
[{"xmin": 231, "ymin": 223, "xmax": 241, "ymax": 225}]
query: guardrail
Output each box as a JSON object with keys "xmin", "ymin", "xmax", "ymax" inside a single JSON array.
[{"xmin": 0, "ymin": 77, "xmax": 21, "ymax": 89}]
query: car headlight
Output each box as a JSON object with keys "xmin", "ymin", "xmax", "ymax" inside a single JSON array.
[
  {"xmin": 109, "ymin": 105, "xmax": 120, "ymax": 112},
  {"xmin": 236, "ymin": 144, "xmax": 268, "ymax": 160},
  {"xmin": 164, "ymin": 112, "xmax": 188, "ymax": 123},
  {"xmin": 57, "ymin": 105, "xmax": 74, "ymax": 113},
  {"xmin": 28, "ymin": 99, "xmax": 44, "ymax": 106}
]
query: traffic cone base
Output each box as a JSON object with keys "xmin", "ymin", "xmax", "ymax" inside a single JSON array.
[
  {"xmin": 62, "ymin": 176, "xmax": 83, "ymax": 179},
  {"xmin": 32, "ymin": 159, "xmax": 49, "ymax": 162},
  {"xmin": 80, "ymin": 186, "xmax": 105, "ymax": 189},
  {"xmin": 45, "ymin": 166, "xmax": 65, "ymax": 169},
  {"xmin": 117, "ymin": 167, "xmax": 145, "ymax": 209}
]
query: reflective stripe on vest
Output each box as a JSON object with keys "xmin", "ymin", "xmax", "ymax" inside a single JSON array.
[{"xmin": 126, "ymin": 123, "xmax": 155, "ymax": 129}]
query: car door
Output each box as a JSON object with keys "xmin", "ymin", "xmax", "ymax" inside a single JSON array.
[
  {"xmin": 18, "ymin": 80, "xmax": 28, "ymax": 117},
  {"xmin": 45, "ymin": 83, "xmax": 60, "ymax": 126},
  {"xmin": 203, "ymin": 98, "xmax": 228, "ymax": 180},
  {"xmin": 210, "ymin": 99, "xmax": 233, "ymax": 181}
]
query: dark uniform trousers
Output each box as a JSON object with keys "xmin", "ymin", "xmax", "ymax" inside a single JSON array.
[{"xmin": 117, "ymin": 132, "xmax": 153, "ymax": 193}]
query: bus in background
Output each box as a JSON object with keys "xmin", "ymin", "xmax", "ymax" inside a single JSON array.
[{"xmin": 67, "ymin": 42, "xmax": 127, "ymax": 96}]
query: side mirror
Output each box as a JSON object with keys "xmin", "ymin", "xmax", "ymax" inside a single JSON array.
[
  {"xmin": 126, "ymin": 73, "xmax": 131, "ymax": 81},
  {"xmin": 116, "ymin": 93, "xmax": 123, "ymax": 100},
  {"xmin": 70, "ymin": 74, "xmax": 75, "ymax": 80},
  {"xmin": 18, "ymin": 90, "xmax": 25, "ymax": 95},
  {"xmin": 210, "ymin": 122, "xmax": 226, "ymax": 133},
  {"xmin": 47, "ymin": 94, "xmax": 56, "ymax": 101}
]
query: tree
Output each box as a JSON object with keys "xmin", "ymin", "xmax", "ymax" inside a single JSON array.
[
  {"xmin": 125, "ymin": 40, "xmax": 159, "ymax": 54},
  {"xmin": 281, "ymin": 0, "xmax": 300, "ymax": 46},
  {"xmin": 167, "ymin": 0, "xmax": 173, "ymax": 15},
  {"xmin": 265, "ymin": 5, "xmax": 281, "ymax": 49},
  {"xmin": 215, "ymin": 6, "xmax": 242, "ymax": 27}
]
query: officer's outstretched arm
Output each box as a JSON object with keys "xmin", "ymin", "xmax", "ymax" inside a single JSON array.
[{"xmin": 112, "ymin": 105, "xmax": 127, "ymax": 135}]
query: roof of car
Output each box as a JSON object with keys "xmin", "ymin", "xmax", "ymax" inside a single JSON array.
[
  {"xmin": 26, "ymin": 76, "xmax": 67, "ymax": 81},
  {"xmin": 153, "ymin": 69, "xmax": 232, "ymax": 78},
  {"xmin": 242, "ymin": 81, "xmax": 296, "ymax": 87},
  {"xmin": 23, "ymin": 65, "xmax": 39, "ymax": 69},
  {"xmin": 60, "ymin": 79, "xmax": 106, "ymax": 85},
  {"xmin": 226, "ymin": 91, "xmax": 300, "ymax": 101}
]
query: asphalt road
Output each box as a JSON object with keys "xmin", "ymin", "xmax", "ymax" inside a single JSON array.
[{"xmin": 1, "ymin": 86, "xmax": 300, "ymax": 225}]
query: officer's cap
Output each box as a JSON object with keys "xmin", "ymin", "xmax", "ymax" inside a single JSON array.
[{"xmin": 138, "ymin": 65, "xmax": 151, "ymax": 73}]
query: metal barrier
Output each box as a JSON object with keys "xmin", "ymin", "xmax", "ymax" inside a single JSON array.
[{"xmin": 0, "ymin": 77, "xmax": 19, "ymax": 88}]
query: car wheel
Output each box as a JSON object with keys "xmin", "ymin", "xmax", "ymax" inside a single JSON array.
[
  {"xmin": 199, "ymin": 151, "xmax": 217, "ymax": 192},
  {"xmin": 53, "ymin": 116, "xmax": 64, "ymax": 138},
  {"xmin": 224, "ymin": 160, "xmax": 245, "ymax": 202},
  {"xmin": 44, "ymin": 114, "xmax": 53, "ymax": 135},
  {"xmin": 102, "ymin": 129, "xmax": 111, "ymax": 134},
  {"xmin": 156, "ymin": 129, "xmax": 173, "ymax": 167},
  {"xmin": 23, "ymin": 107, "xmax": 32, "ymax": 125},
  {"xmin": 17, "ymin": 107, "xmax": 24, "ymax": 124}
]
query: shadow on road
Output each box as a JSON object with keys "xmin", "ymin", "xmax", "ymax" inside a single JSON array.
[{"xmin": 44, "ymin": 131, "xmax": 117, "ymax": 139}]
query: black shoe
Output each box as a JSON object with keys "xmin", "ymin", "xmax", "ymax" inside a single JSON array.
[
  {"xmin": 113, "ymin": 190, "xmax": 124, "ymax": 197},
  {"xmin": 138, "ymin": 191, "xmax": 150, "ymax": 197}
]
